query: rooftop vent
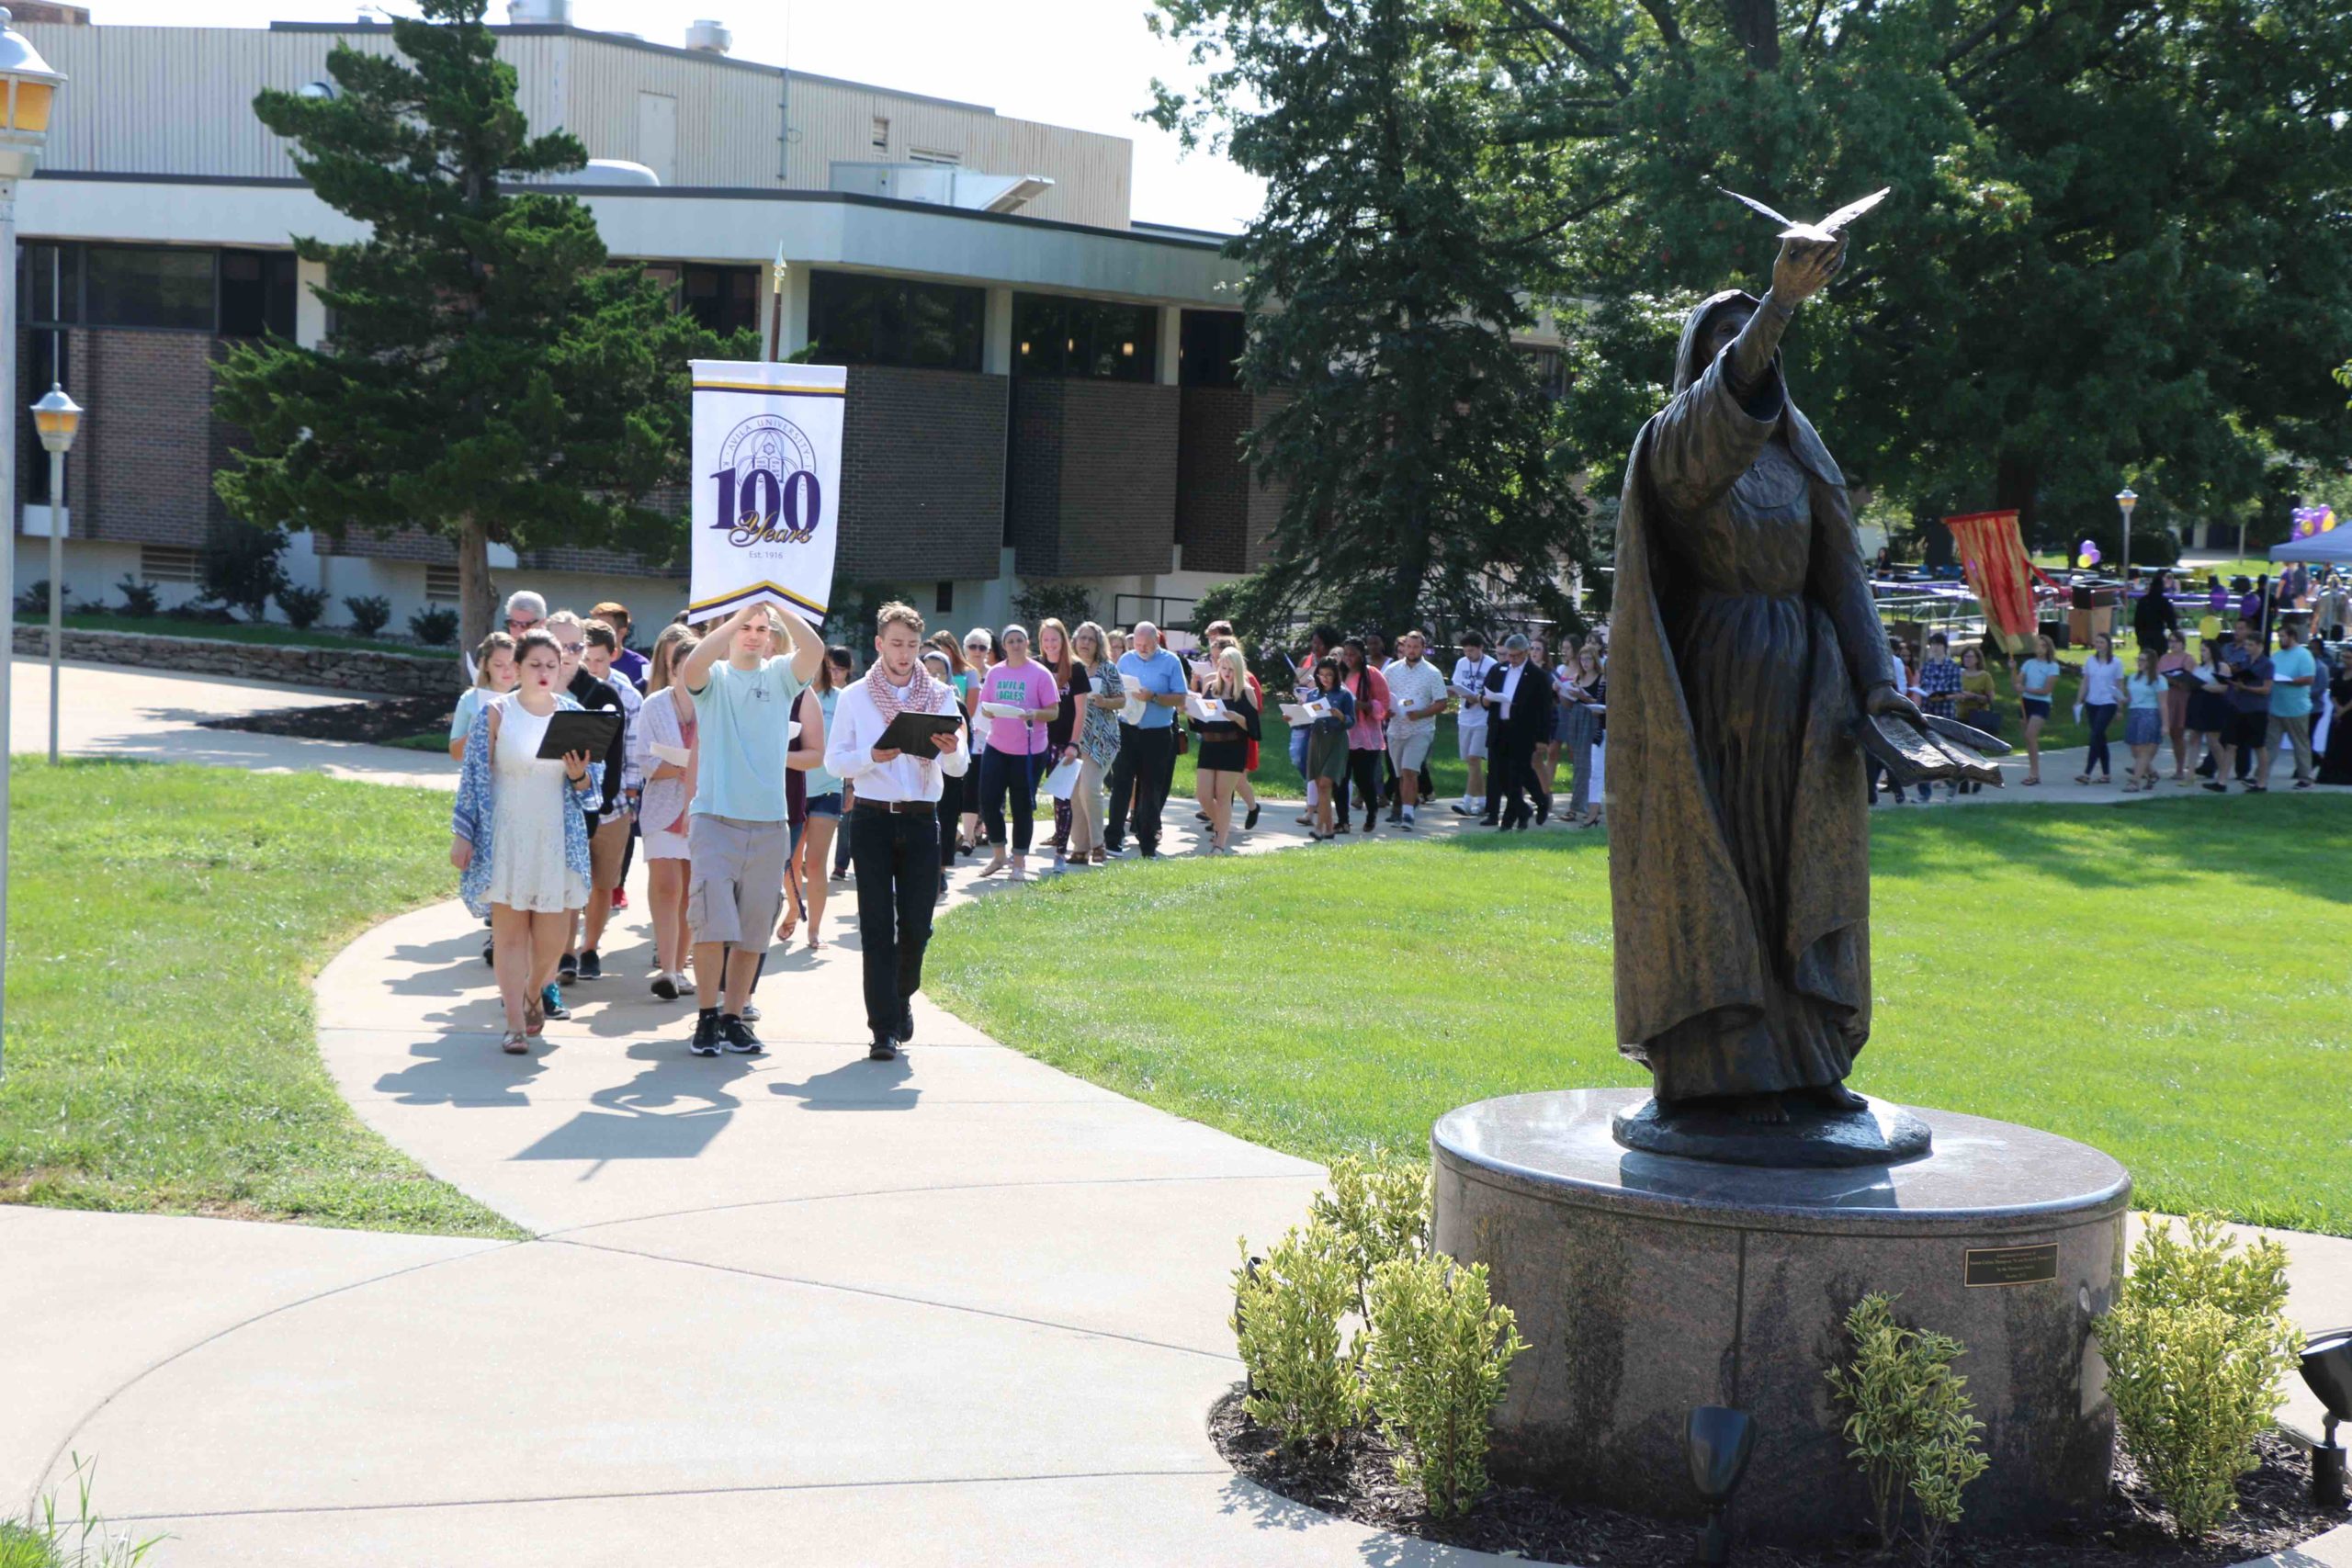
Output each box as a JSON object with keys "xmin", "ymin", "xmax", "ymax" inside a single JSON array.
[
  {"xmin": 506, "ymin": 0, "xmax": 570, "ymax": 20},
  {"xmin": 828, "ymin": 163, "xmax": 1054, "ymax": 216},
  {"xmin": 685, "ymin": 18, "xmax": 731, "ymax": 54}
]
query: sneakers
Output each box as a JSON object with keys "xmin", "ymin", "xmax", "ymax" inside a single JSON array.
[
  {"xmin": 721, "ymin": 1015, "xmax": 767, "ymax": 1055},
  {"xmin": 741, "ymin": 1002, "xmax": 762, "ymax": 1023},
  {"xmin": 541, "ymin": 981, "xmax": 569, "ymax": 1021},
  {"xmin": 1245, "ymin": 802, "xmax": 1260, "ymax": 830},
  {"xmin": 1400, "ymin": 807, "xmax": 1417, "ymax": 829},
  {"xmin": 651, "ymin": 972, "xmax": 681, "ymax": 1001},
  {"xmin": 481, "ymin": 935, "xmax": 495, "ymax": 967},
  {"xmin": 689, "ymin": 1011, "xmax": 722, "ymax": 1056},
  {"xmin": 576, "ymin": 949, "xmax": 604, "ymax": 982},
  {"xmin": 558, "ymin": 952, "xmax": 579, "ymax": 982},
  {"xmin": 610, "ymin": 887, "xmax": 628, "ymax": 911},
  {"xmin": 869, "ymin": 1034, "xmax": 900, "ymax": 1062},
  {"xmin": 1451, "ymin": 802, "xmax": 1480, "ymax": 817}
]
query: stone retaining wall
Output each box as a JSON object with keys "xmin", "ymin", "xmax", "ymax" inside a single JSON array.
[{"xmin": 11, "ymin": 625, "xmax": 460, "ymax": 698}]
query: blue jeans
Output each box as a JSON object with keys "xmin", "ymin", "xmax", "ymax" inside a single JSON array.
[
  {"xmin": 978, "ymin": 747, "xmax": 1042, "ymax": 853},
  {"xmin": 2085, "ymin": 703, "xmax": 2118, "ymax": 776}
]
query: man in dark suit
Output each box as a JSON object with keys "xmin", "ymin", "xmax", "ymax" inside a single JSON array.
[{"xmin": 1482, "ymin": 633, "xmax": 1555, "ymax": 829}]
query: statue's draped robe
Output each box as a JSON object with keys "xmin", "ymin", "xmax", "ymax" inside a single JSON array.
[{"xmin": 1611, "ymin": 292, "xmax": 1896, "ymax": 1103}]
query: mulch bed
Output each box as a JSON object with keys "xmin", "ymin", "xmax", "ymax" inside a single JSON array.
[
  {"xmin": 1210, "ymin": 1387, "xmax": 2345, "ymax": 1567},
  {"xmin": 199, "ymin": 694, "xmax": 454, "ymax": 746}
]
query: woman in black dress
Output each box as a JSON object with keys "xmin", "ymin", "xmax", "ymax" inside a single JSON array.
[
  {"xmin": 2183, "ymin": 636, "xmax": 2235, "ymax": 790},
  {"xmin": 1190, "ymin": 645, "xmax": 1261, "ymax": 855}
]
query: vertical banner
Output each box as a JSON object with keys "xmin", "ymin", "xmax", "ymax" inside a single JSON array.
[
  {"xmin": 1944, "ymin": 509, "xmax": 2032, "ymax": 654},
  {"xmin": 688, "ymin": 359, "xmax": 846, "ymax": 626}
]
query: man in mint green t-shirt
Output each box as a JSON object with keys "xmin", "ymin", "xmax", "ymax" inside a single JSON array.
[
  {"xmin": 676, "ymin": 601, "xmax": 821, "ymax": 1056},
  {"xmin": 2259, "ymin": 621, "xmax": 2318, "ymax": 790}
]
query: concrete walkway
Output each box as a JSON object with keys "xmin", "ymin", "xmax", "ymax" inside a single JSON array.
[
  {"xmin": 8, "ymin": 658, "xmax": 458, "ymax": 787},
  {"xmin": 5, "ymin": 661, "xmax": 2347, "ymax": 1565}
]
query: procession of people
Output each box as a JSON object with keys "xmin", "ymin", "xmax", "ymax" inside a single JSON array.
[{"xmin": 447, "ymin": 569, "xmax": 2349, "ymax": 1064}]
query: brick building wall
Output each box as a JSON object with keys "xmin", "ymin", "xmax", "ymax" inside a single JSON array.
[
  {"xmin": 836, "ymin": 367, "xmax": 1005, "ymax": 583},
  {"xmin": 14, "ymin": 327, "xmax": 224, "ymax": 548},
  {"xmin": 1174, "ymin": 386, "xmax": 1293, "ymax": 576},
  {"xmin": 1007, "ymin": 378, "xmax": 1177, "ymax": 578}
]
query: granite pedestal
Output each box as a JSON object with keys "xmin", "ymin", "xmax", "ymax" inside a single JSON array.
[{"xmin": 1431, "ymin": 1089, "xmax": 2130, "ymax": 1543}]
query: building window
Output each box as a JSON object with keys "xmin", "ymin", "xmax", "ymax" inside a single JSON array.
[
  {"xmin": 1179, "ymin": 310, "xmax": 1245, "ymax": 389},
  {"xmin": 139, "ymin": 545, "xmax": 203, "ymax": 584},
  {"xmin": 681, "ymin": 265, "xmax": 760, "ymax": 339},
  {"xmin": 1012, "ymin": 294, "xmax": 1157, "ymax": 382},
  {"xmin": 85, "ymin": 246, "xmax": 215, "ymax": 331},
  {"xmin": 907, "ymin": 147, "xmax": 960, "ymax": 166},
  {"xmin": 807, "ymin": 271, "xmax": 985, "ymax": 373},
  {"xmin": 1525, "ymin": 345, "xmax": 1569, "ymax": 401},
  {"xmin": 219, "ymin": 250, "xmax": 299, "ymax": 338},
  {"xmin": 424, "ymin": 564, "xmax": 463, "ymax": 603},
  {"xmin": 17, "ymin": 241, "xmax": 78, "ymax": 325},
  {"xmin": 934, "ymin": 580, "xmax": 954, "ymax": 614},
  {"xmin": 871, "ymin": 116, "xmax": 889, "ymax": 151}
]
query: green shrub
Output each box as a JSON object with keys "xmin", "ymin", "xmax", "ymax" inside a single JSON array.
[
  {"xmin": 277, "ymin": 583, "xmax": 329, "ymax": 629},
  {"xmin": 112, "ymin": 576, "xmax": 160, "ymax": 618},
  {"xmin": 2098, "ymin": 1213, "xmax": 2296, "ymax": 1541},
  {"xmin": 200, "ymin": 521, "xmax": 289, "ymax": 622},
  {"xmin": 1309, "ymin": 1153, "xmax": 1430, "ymax": 1315},
  {"xmin": 1362, "ymin": 1255, "xmax": 1527, "ymax": 1518},
  {"xmin": 1232, "ymin": 1223, "xmax": 1357, "ymax": 1449},
  {"xmin": 408, "ymin": 606, "xmax": 460, "ymax": 647},
  {"xmin": 1824, "ymin": 1293, "xmax": 1989, "ymax": 1563},
  {"xmin": 343, "ymin": 594, "xmax": 392, "ymax": 637},
  {"xmin": 13, "ymin": 579, "xmax": 58, "ymax": 616}
]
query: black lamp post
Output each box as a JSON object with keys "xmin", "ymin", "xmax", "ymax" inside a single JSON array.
[
  {"xmin": 2303, "ymin": 1327, "xmax": 2352, "ymax": 1509},
  {"xmin": 1686, "ymin": 1404, "xmax": 1757, "ymax": 1566}
]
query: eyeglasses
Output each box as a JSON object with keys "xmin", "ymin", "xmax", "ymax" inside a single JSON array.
[
  {"xmin": 556, "ymin": 640, "xmax": 585, "ymax": 654},
  {"xmin": 505, "ymin": 617, "xmax": 538, "ymax": 633}
]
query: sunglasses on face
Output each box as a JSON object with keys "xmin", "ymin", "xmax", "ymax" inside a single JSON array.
[
  {"xmin": 556, "ymin": 640, "xmax": 585, "ymax": 654},
  {"xmin": 506, "ymin": 617, "xmax": 538, "ymax": 633}
]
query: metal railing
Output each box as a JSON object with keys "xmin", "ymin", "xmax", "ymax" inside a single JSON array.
[{"xmin": 1112, "ymin": 593, "xmax": 1196, "ymax": 632}]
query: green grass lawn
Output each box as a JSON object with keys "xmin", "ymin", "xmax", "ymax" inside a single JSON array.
[
  {"xmin": 16, "ymin": 610, "xmax": 445, "ymax": 658},
  {"xmin": 930, "ymin": 795, "xmax": 2352, "ymax": 1236},
  {"xmin": 0, "ymin": 761, "xmax": 518, "ymax": 1236}
]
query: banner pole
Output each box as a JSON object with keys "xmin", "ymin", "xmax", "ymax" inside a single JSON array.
[{"xmin": 767, "ymin": 244, "xmax": 787, "ymax": 363}]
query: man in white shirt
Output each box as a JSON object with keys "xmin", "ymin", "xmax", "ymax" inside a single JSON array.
[
  {"xmin": 1449, "ymin": 632, "xmax": 1497, "ymax": 815},
  {"xmin": 823, "ymin": 601, "xmax": 971, "ymax": 1062},
  {"xmin": 1383, "ymin": 630, "xmax": 1450, "ymax": 829}
]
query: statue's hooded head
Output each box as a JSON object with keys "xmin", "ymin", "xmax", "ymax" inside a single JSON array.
[{"xmin": 1673, "ymin": 288, "xmax": 1763, "ymax": 395}]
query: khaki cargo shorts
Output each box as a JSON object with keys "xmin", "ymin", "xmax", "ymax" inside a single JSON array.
[{"xmin": 686, "ymin": 812, "xmax": 788, "ymax": 952}]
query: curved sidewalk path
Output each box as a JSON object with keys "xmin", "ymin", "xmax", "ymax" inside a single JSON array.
[{"xmin": 6, "ymin": 661, "xmax": 2347, "ymax": 1565}]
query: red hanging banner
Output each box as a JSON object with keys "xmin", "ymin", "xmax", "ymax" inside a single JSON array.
[{"xmin": 1944, "ymin": 509, "xmax": 2034, "ymax": 652}]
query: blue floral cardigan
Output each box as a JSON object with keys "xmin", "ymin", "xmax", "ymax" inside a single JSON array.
[{"xmin": 452, "ymin": 694, "xmax": 602, "ymax": 919}]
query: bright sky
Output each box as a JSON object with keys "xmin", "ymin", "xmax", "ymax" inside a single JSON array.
[{"xmin": 70, "ymin": 0, "xmax": 1267, "ymax": 234}]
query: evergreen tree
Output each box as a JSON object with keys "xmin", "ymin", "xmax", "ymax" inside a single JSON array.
[
  {"xmin": 1493, "ymin": 0, "xmax": 2352, "ymax": 551},
  {"xmin": 1150, "ymin": 0, "xmax": 1592, "ymax": 640},
  {"xmin": 213, "ymin": 0, "xmax": 747, "ymax": 646}
]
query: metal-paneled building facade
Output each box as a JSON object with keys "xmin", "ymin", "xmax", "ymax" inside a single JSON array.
[{"xmin": 10, "ymin": 15, "xmax": 1265, "ymax": 637}]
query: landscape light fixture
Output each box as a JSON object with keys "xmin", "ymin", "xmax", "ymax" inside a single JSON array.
[
  {"xmin": 1685, "ymin": 1404, "xmax": 1757, "ymax": 1566},
  {"xmin": 2115, "ymin": 485, "xmax": 2138, "ymax": 601},
  {"xmin": 31, "ymin": 382, "xmax": 82, "ymax": 766},
  {"xmin": 2302, "ymin": 1327, "xmax": 2352, "ymax": 1508},
  {"xmin": 0, "ymin": 4, "xmax": 67, "ymax": 1082}
]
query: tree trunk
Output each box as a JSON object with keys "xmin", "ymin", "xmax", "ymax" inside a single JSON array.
[
  {"xmin": 1995, "ymin": 454, "xmax": 2041, "ymax": 546},
  {"xmin": 1723, "ymin": 0, "xmax": 1783, "ymax": 68},
  {"xmin": 457, "ymin": 513, "xmax": 499, "ymax": 652}
]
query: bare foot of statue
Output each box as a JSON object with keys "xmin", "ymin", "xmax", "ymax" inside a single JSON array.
[
  {"xmin": 1804, "ymin": 1083, "xmax": 1871, "ymax": 1113},
  {"xmin": 1735, "ymin": 1093, "xmax": 1789, "ymax": 1125}
]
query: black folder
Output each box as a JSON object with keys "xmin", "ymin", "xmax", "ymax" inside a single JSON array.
[
  {"xmin": 534, "ymin": 709, "xmax": 622, "ymax": 761},
  {"xmin": 877, "ymin": 710, "xmax": 963, "ymax": 753}
]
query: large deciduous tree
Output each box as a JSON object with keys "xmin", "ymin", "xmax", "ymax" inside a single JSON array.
[
  {"xmin": 1496, "ymin": 0, "xmax": 2352, "ymax": 551},
  {"xmin": 214, "ymin": 0, "xmax": 745, "ymax": 648},
  {"xmin": 1149, "ymin": 0, "xmax": 1593, "ymax": 640}
]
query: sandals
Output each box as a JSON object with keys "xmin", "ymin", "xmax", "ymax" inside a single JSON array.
[
  {"xmin": 524, "ymin": 991, "xmax": 545, "ymax": 1036},
  {"xmin": 807, "ymin": 924, "xmax": 824, "ymax": 952},
  {"xmin": 500, "ymin": 1029, "xmax": 530, "ymax": 1055},
  {"xmin": 2073, "ymin": 773, "xmax": 2092, "ymax": 785}
]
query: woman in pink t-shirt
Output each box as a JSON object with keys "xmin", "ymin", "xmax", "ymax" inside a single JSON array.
[
  {"xmin": 976, "ymin": 626, "xmax": 1063, "ymax": 879},
  {"xmin": 1339, "ymin": 637, "xmax": 1390, "ymax": 835}
]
